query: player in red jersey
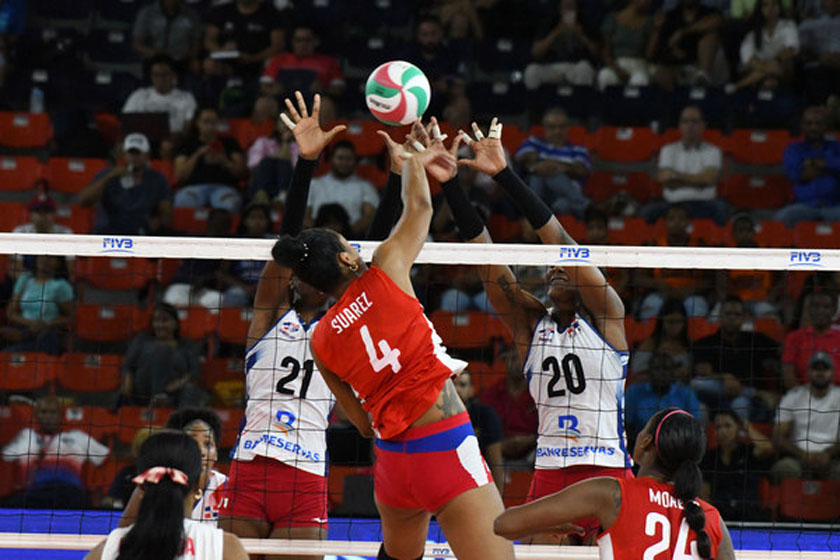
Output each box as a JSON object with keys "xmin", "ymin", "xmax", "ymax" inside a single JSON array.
[
  {"xmin": 272, "ymin": 116, "xmax": 514, "ymax": 560},
  {"xmin": 495, "ymin": 408, "xmax": 735, "ymax": 560}
]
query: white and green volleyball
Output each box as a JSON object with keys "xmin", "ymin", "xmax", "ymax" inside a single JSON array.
[{"xmin": 365, "ymin": 60, "xmax": 431, "ymax": 126}]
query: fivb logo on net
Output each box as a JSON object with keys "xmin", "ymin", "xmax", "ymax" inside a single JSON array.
[
  {"xmin": 556, "ymin": 246, "xmax": 591, "ymax": 264},
  {"xmin": 788, "ymin": 250, "xmax": 823, "ymax": 268},
  {"xmin": 101, "ymin": 237, "xmax": 135, "ymax": 254}
]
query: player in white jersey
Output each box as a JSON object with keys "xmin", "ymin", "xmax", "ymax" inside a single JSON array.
[
  {"xmin": 218, "ymin": 93, "xmax": 343, "ymax": 553},
  {"xmin": 438, "ymin": 118, "xmax": 632, "ymax": 542},
  {"xmin": 86, "ymin": 431, "xmax": 246, "ymax": 560}
]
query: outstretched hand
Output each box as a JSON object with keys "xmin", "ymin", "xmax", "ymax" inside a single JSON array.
[
  {"xmin": 377, "ymin": 129, "xmax": 413, "ymax": 175},
  {"xmin": 280, "ymin": 91, "xmax": 346, "ymax": 160},
  {"xmin": 408, "ymin": 117, "xmax": 461, "ymax": 182},
  {"xmin": 458, "ymin": 117, "xmax": 507, "ymax": 176}
]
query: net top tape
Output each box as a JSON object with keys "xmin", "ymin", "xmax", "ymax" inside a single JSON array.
[{"xmin": 1, "ymin": 233, "xmax": 837, "ymax": 271}]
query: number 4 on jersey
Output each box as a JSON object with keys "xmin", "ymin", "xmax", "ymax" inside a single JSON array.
[{"xmin": 360, "ymin": 325, "xmax": 402, "ymax": 373}]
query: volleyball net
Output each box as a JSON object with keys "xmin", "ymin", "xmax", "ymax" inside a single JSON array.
[{"xmin": 0, "ymin": 232, "xmax": 838, "ymax": 559}]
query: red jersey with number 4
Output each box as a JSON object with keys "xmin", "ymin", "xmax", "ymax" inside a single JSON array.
[
  {"xmin": 597, "ymin": 477, "xmax": 723, "ymax": 560},
  {"xmin": 311, "ymin": 265, "xmax": 466, "ymax": 439}
]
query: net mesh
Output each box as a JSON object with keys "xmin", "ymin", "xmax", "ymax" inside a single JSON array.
[{"xmin": 0, "ymin": 233, "xmax": 838, "ymax": 558}]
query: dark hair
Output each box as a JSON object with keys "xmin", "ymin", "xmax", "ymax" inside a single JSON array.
[
  {"xmin": 650, "ymin": 408, "xmax": 712, "ymax": 560},
  {"xmin": 272, "ymin": 229, "xmax": 347, "ymax": 293},
  {"xmin": 152, "ymin": 302, "xmax": 181, "ymax": 339},
  {"xmin": 584, "ymin": 206, "xmax": 607, "ymax": 227},
  {"xmin": 712, "ymin": 408, "xmax": 740, "ymax": 425},
  {"xmin": 652, "ymin": 298, "xmax": 690, "ymax": 348},
  {"xmin": 117, "ymin": 430, "xmax": 202, "ymax": 560},
  {"xmin": 722, "ymin": 294, "xmax": 744, "ymax": 307},
  {"xmin": 237, "ymin": 203, "xmax": 272, "ymax": 237},
  {"xmin": 314, "ymin": 203, "xmax": 351, "ymax": 237},
  {"xmin": 417, "ymin": 14, "xmax": 443, "ymax": 29},
  {"xmin": 165, "ymin": 407, "xmax": 221, "ymax": 447},
  {"xmin": 750, "ymin": 0, "xmax": 783, "ymax": 53},
  {"xmin": 149, "ymin": 54, "xmax": 176, "ymax": 72},
  {"xmin": 329, "ymin": 139, "xmax": 356, "ymax": 159}
]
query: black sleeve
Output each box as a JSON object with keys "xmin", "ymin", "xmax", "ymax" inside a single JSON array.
[
  {"xmin": 492, "ymin": 166, "xmax": 553, "ymax": 230},
  {"xmin": 439, "ymin": 175, "xmax": 485, "ymax": 240},
  {"xmin": 479, "ymin": 403, "xmax": 503, "ymax": 447},
  {"xmin": 280, "ymin": 157, "xmax": 317, "ymax": 236},
  {"xmin": 365, "ymin": 171, "xmax": 402, "ymax": 241}
]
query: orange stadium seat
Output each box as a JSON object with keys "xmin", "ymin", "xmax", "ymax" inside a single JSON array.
[
  {"xmin": 173, "ymin": 207, "xmax": 214, "ymax": 235},
  {"xmin": 607, "ymin": 216, "xmax": 653, "ymax": 245},
  {"xmin": 0, "ymin": 404, "xmax": 33, "ymax": 445},
  {"xmin": 0, "ymin": 112, "xmax": 53, "ymax": 148},
  {"xmin": 793, "ymin": 221, "xmax": 838, "ymax": 249},
  {"xmin": 689, "ymin": 219, "xmax": 722, "ymax": 245},
  {"xmin": 63, "ymin": 406, "xmax": 119, "ymax": 442},
  {"xmin": 429, "ymin": 310, "xmax": 509, "ymax": 350},
  {"xmin": 58, "ymin": 353, "xmax": 123, "ymax": 393},
  {"xmin": 625, "ymin": 317, "xmax": 656, "ymax": 346},
  {"xmin": 687, "ymin": 317, "xmax": 717, "ymax": 341},
  {"xmin": 0, "ymin": 460, "xmax": 24, "ymax": 499},
  {"xmin": 178, "ymin": 306, "xmax": 219, "ymax": 340},
  {"xmin": 753, "ymin": 317, "xmax": 785, "ymax": 343},
  {"xmin": 778, "ymin": 480, "xmax": 840, "ymax": 521},
  {"xmin": 0, "ymin": 352, "xmax": 60, "ymax": 391},
  {"xmin": 502, "ymin": 469, "xmax": 533, "ymax": 507},
  {"xmin": 728, "ymin": 129, "xmax": 791, "ymax": 165},
  {"xmin": 586, "ymin": 171, "xmax": 659, "ymax": 204},
  {"xmin": 660, "ymin": 127, "xmax": 727, "ymax": 151},
  {"xmin": 74, "ymin": 304, "xmax": 150, "ymax": 342},
  {"xmin": 224, "ymin": 118, "xmax": 273, "ymax": 151},
  {"xmin": 46, "ymin": 158, "xmax": 109, "ymax": 194},
  {"xmin": 468, "ymin": 359, "xmax": 507, "ymax": 395},
  {"xmin": 336, "ymin": 121, "xmax": 386, "ymax": 157},
  {"xmin": 202, "ymin": 358, "xmax": 244, "ymax": 390},
  {"xmin": 218, "ymin": 307, "xmax": 254, "ymax": 345},
  {"xmin": 592, "ymin": 126, "xmax": 659, "ymax": 162},
  {"xmin": 149, "ymin": 159, "xmax": 174, "ymax": 185},
  {"xmin": 487, "ymin": 213, "xmax": 523, "ymax": 242},
  {"xmin": 355, "ymin": 162, "xmax": 388, "ymax": 189},
  {"xmin": 215, "ymin": 408, "xmax": 245, "ymax": 448},
  {"xmin": 75, "ymin": 257, "xmax": 157, "ymax": 291},
  {"xmin": 500, "ymin": 123, "xmax": 529, "ymax": 155},
  {"xmin": 720, "ymin": 174, "xmax": 793, "ymax": 210},
  {"xmin": 117, "ymin": 406, "xmax": 174, "ymax": 444},
  {"xmin": 753, "ymin": 220, "xmax": 790, "ymax": 248},
  {"xmin": 529, "ymin": 125, "xmax": 591, "ymax": 150},
  {"xmin": 327, "ymin": 465, "xmax": 374, "ymax": 512},
  {"xmin": 0, "ymin": 156, "xmax": 44, "ymax": 191},
  {"xmin": 54, "ymin": 204, "xmax": 96, "ymax": 234},
  {"xmin": 0, "ymin": 202, "xmax": 30, "ymax": 232}
]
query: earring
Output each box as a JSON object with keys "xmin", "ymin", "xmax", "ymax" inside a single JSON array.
[
  {"xmin": 349, "ymin": 263, "xmax": 359, "ymax": 272},
  {"xmin": 194, "ymin": 488, "xmax": 203, "ymax": 502}
]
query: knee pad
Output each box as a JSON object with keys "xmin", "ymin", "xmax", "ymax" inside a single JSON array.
[{"xmin": 377, "ymin": 543, "xmax": 423, "ymax": 560}]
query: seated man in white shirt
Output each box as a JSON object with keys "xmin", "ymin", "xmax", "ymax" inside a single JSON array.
[
  {"xmin": 1, "ymin": 395, "xmax": 110, "ymax": 509},
  {"xmin": 306, "ymin": 140, "xmax": 380, "ymax": 238},
  {"xmin": 640, "ymin": 105, "xmax": 729, "ymax": 224},
  {"xmin": 122, "ymin": 54, "xmax": 197, "ymax": 136}
]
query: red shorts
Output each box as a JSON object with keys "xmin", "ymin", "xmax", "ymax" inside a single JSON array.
[
  {"xmin": 219, "ymin": 455, "xmax": 328, "ymax": 529},
  {"xmin": 374, "ymin": 411, "xmax": 491, "ymax": 513},
  {"xmin": 528, "ymin": 466, "xmax": 634, "ymax": 536}
]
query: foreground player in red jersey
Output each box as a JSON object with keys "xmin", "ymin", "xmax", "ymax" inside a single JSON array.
[
  {"xmin": 495, "ymin": 408, "xmax": 735, "ymax": 560},
  {"xmin": 272, "ymin": 126, "xmax": 514, "ymax": 560}
]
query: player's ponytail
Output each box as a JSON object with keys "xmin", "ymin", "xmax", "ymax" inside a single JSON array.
[
  {"xmin": 117, "ymin": 431, "xmax": 203, "ymax": 560},
  {"xmin": 652, "ymin": 408, "xmax": 713, "ymax": 560},
  {"xmin": 272, "ymin": 229, "xmax": 347, "ymax": 293}
]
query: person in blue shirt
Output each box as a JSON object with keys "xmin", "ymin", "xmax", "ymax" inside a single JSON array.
[
  {"xmin": 625, "ymin": 351, "xmax": 702, "ymax": 444},
  {"xmin": 775, "ymin": 106, "xmax": 840, "ymax": 226}
]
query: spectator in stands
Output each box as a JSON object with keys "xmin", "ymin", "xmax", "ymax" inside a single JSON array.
[
  {"xmin": 798, "ymin": 0, "xmax": 840, "ymax": 103},
  {"xmin": 306, "ymin": 140, "xmax": 379, "ymax": 238},
  {"xmin": 597, "ymin": 0, "xmax": 656, "ymax": 91},
  {"xmin": 649, "ymin": 0, "xmax": 724, "ymax": 90},
  {"xmin": 454, "ymin": 370, "xmax": 504, "ymax": 494},
  {"xmin": 77, "ymin": 133, "xmax": 173, "ymax": 236},
  {"xmin": 1, "ymin": 255, "xmax": 72, "ymax": 355},
  {"xmin": 514, "ymin": 107, "xmax": 591, "ymax": 220},
  {"xmin": 480, "ymin": 350, "xmax": 538, "ymax": 463},
  {"xmin": 13, "ymin": 189, "xmax": 71, "ymax": 235},
  {"xmin": 122, "ymin": 54, "xmax": 198, "ymax": 136},
  {"xmin": 776, "ymin": 105, "xmax": 840, "ymax": 226},
  {"xmin": 635, "ymin": 204, "xmax": 712, "ymax": 319},
  {"xmin": 438, "ymin": 266, "xmax": 491, "ymax": 313},
  {"xmin": 524, "ymin": 0, "xmax": 598, "ymax": 89},
  {"xmin": 247, "ymin": 115, "xmax": 295, "ymax": 204},
  {"xmin": 582, "ymin": 206, "xmax": 609, "ymax": 244},
  {"xmin": 118, "ymin": 303, "xmax": 203, "ymax": 409},
  {"xmin": 203, "ymin": 0, "xmax": 284, "ymax": 77},
  {"xmin": 261, "ymin": 25, "xmax": 345, "ymax": 98},
  {"xmin": 100, "ymin": 427, "xmax": 157, "ymax": 510},
  {"xmin": 625, "ymin": 351, "xmax": 702, "ymax": 442},
  {"xmin": 642, "ymin": 105, "xmax": 727, "ymax": 225},
  {"xmin": 700, "ymin": 409, "xmax": 774, "ymax": 521},
  {"xmin": 772, "ymin": 351, "xmax": 840, "ymax": 480},
  {"xmin": 0, "ymin": 0, "xmax": 25, "ymax": 89},
  {"xmin": 174, "ymin": 107, "xmax": 247, "ymax": 213},
  {"xmin": 632, "ymin": 297, "xmax": 694, "ymax": 381},
  {"xmin": 217, "ymin": 203, "xmax": 273, "ymax": 307},
  {"xmin": 781, "ymin": 290, "xmax": 840, "ymax": 388},
  {"xmin": 132, "ymin": 0, "xmax": 202, "ymax": 74},
  {"xmin": 731, "ymin": 0, "xmax": 798, "ymax": 92},
  {"xmin": 1, "ymin": 395, "xmax": 109, "ymax": 509},
  {"xmin": 692, "ymin": 295, "xmax": 782, "ymax": 421},
  {"xmin": 402, "ymin": 15, "xmax": 464, "ymax": 116},
  {"xmin": 313, "ymin": 204, "xmax": 352, "ymax": 238}
]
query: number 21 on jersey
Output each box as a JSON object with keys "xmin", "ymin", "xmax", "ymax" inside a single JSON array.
[
  {"xmin": 643, "ymin": 512, "xmax": 701, "ymax": 560},
  {"xmin": 360, "ymin": 325, "xmax": 402, "ymax": 373}
]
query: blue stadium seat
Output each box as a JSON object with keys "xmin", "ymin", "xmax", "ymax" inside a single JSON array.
[
  {"xmin": 669, "ymin": 87, "xmax": 729, "ymax": 129},
  {"xmin": 345, "ymin": 36, "xmax": 402, "ymax": 72},
  {"xmin": 600, "ymin": 86, "xmax": 664, "ymax": 126},
  {"xmin": 533, "ymin": 85, "xmax": 598, "ymax": 122},
  {"xmin": 733, "ymin": 88, "xmax": 799, "ymax": 129},
  {"xmin": 88, "ymin": 29, "xmax": 136, "ymax": 64},
  {"xmin": 96, "ymin": 0, "xmax": 145, "ymax": 25},
  {"xmin": 476, "ymin": 38, "xmax": 531, "ymax": 73},
  {"xmin": 88, "ymin": 71, "xmax": 139, "ymax": 113},
  {"xmin": 32, "ymin": 0, "xmax": 94, "ymax": 22},
  {"xmin": 468, "ymin": 81, "xmax": 526, "ymax": 119},
  {"xmin": 358, "ymin": 0, "xmax": 416, "ymax": 27}
]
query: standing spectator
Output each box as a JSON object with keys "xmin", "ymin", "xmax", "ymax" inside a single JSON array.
[
  {"xmin": 524, "ymin": 0, "xmax": 598, "ymax": 89},
  {"xmin": 798, "ymin": 0, "xmax": 840, "ymax": 103},
  {"xmin": 632, "ymin": 297, "xmax": 694, "ymax": 381},
  {"xmin": 306, "ymin": 140, "xmax": 379, "ymax": 238},
  {"xmin": 775, "ymin": 106, "xmax": 840, "ymax": 226},
  {"xmin": 1, "ymin": 396, "xmax": 109, "ymax": 509},
  {"xmin": 597, "ymin": 0, "xmax": 656, "ymax": 90},
  {"xmin": 480, "ymin": 350, "xmax": 539, "ymax": 463},
  {"xmin": 1, "ymin": 255, "xmax": 72, "ymax": 355},
  {"xmin": 132, "ymin": 0, "xmax": 202, "ymax": 74},
  {"xmin": 642, "ymin": 105, "xmax": 727, "ymax": 224},
  {"xmin": 203, "ymin": 0, "xmax": 284, "ymax": 77},
  {"xmin": 772, "ymin": 351, "xmax": 840, "ymax": 480},
  {"xmin": 77, "ymin": 134, "xmax": 172, "ymax": 235},
  {"xmin": 649, "ymin": 0, "xmax": 724, "ymax": 90},
  {"xmin": 514, "ymin": 108, "xmax": 591, "ymax": 219},
  {"xmin": 731, "ymin": 0, "xmax": 798, "ymax": 92},
  {"xmin": 173, "ymin": 107, "xmax": 247, "ymax": 213},
  {"xmin": 624, "ymin": 352, "xmax": 702, "ymax": 442},
  {"xmin": 781, "ymin": 290, "xmax": 840, "ymax": 388},
  {"xmin": 700, "ymin": 409, "xmax": 775, "ymax": 521},
  {"xmin": 118, "ymin": 303, "xmax": 203, "ymax": 408},
  {"xmin": 122, "ymin": 54, "xmax": 198, "ymax": 136},
  {"xmin": 692, "ymin": 295, "xmax": 782, "ymax": 421},
  {"xmin": 261, "ymin": 25, "xmax": 344, "ymax": 98},
  {"xmin": 454, "ymin": 370, "xmax": 504, "ymax": 494}
]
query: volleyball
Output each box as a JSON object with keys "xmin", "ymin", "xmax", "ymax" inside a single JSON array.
[{"xmin": 364, "ymin": 60, "xmax": 431, "ymax": 126}]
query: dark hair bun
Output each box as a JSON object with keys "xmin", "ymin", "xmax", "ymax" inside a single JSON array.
[{"xmin": 272, "ymin": 235, "xmax": 305, "ymax": 269}]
